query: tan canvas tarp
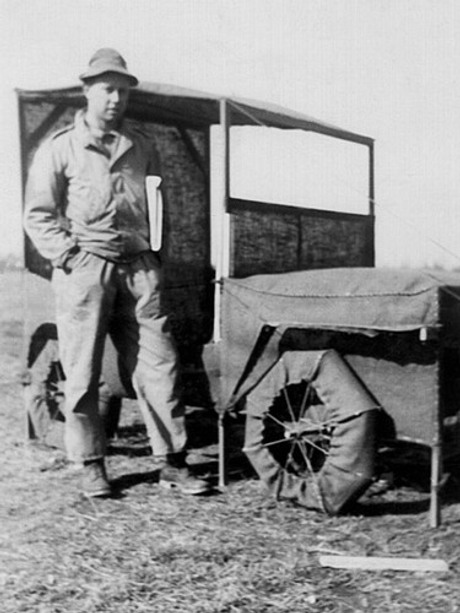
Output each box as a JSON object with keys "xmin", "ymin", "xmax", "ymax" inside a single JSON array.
[{"xmin": 220, "ymin": 267, "xmax": 460, "ymax": 446}]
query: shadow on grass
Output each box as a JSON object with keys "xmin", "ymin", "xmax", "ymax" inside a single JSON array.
[
  {"xmin": 108, "ymin": 406, "xmax": 220, "ymax": 453},
  {"xmin": 107, "ymin": 443, "xmax": 152, "ymax": 458},
  {"xmin": 346, "ymin": 458, "xmax": 460, "ymax": 517},
  {"xmin": 108, "ymin": 412, "xmax": 253, "ymax": 496},
  {"xmin": 351, "ymin": 497, "xmax": 431, "ymax": 517},
  {"xmin": 109, "ymin": 465, "xmax": 232, "ymax": 499},
  {"xmin": 110, "ymin": 469, "xmax": 160, "ymax": 492},
  {"xmin": 109, "ymin": 454, "xmax": 253, "ymax": 494}
]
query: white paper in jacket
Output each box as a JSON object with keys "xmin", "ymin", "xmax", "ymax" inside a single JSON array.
[{"xmin": 145, "ymin": 175, "xmax": 163, "ymax": 251}]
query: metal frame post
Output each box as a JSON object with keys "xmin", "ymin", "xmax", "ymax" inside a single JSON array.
[
  {"xmin": 430, "ymin": 347, "xmax": 444, "ymax": 528},
  {"xmin": 368, "ymin": 142, "xmax": 376, "ymax": 266},
  {"xmin": 213, "ymin": 99, "xmax": 231, "ymax": 343},
  {"xmin": 216, "ymin": 99, "xmax": 231, "ymax": 489}
]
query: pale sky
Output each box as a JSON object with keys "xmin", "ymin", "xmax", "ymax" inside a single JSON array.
[{"xmin": 1, "ymin": 0, "xmax": 460, "ymax": 268}]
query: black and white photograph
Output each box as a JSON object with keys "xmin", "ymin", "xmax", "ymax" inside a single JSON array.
[{"xmin": 1, "ymin": 1, "xmax": 460, "ymax": 611}]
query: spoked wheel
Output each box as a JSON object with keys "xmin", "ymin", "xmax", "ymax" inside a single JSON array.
[
  {"xmin": 44, "ymin": 359, "xmax": 66, "ymax": 419},
  {"xmin": 244, "ymin": 350, "xmax": 378, "ymax": 515},
  {"xmin": 261, "ymin": 381, "xmax": 333, "ymax": 480},
  {"xmin": 23, "ymin": 323, "xmax": 66, "ymax": 447}
]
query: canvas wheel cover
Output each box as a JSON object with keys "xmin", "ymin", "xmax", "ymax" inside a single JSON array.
[{"xmin": 243, "ymin": 349, "xmax": 379, "ymax": 515}]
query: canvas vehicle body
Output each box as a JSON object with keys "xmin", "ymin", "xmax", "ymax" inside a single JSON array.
[
  {"xmin": 18, "ymin": 81, "xmax": 410, "ymax": 519},
  {"xmin": 18, "ymin": 82, "xmax": 460, "ymax": 526},
  {"xmin": 17, "ymin": 80, "xmax": 375, "ymax": 403}
]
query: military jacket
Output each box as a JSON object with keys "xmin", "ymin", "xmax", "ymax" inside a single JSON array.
[{"xmin": 24, "ymin": 110, "xmax": 162, "ymax": 267}]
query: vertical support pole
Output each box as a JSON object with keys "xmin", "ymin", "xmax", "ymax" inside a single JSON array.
[
  {"xmin": 368, "ymin": 141, "xmax": 376, "ymax": 267},
  {"xmin": 17, "ymin": 95, "xmax": 34, "ymax": 443},
  {"xmin": 22, "ymin": 268, "xmax": 35, "ymax": 442},
  {"xmin": 17, "ymin": 95, "xmax": 28, "ymax": 269},
  {"xmin": 430, "ymin": 443, "xmax": 441, "ymax": 528},
  {"xmin": 216, "ymin": 98, "xmax": 230, "ymax": 489},
  {"xmin": 222, "ymin": 99, "xmax": 230, "ymax": 214},
  {"xmin": 368, "ymin": 141, "xmax": 375, "ymax": 218},
  {"xmin": 218, "ymin": 412, "xmax": 226, "ymax": 490},
  {"xmin": 213, "ymin": 99, "xmax": 230, "ymax": 343},
  {"xmin": 430, "ymin": 346, "xmax": 443, "ymax": 528}
]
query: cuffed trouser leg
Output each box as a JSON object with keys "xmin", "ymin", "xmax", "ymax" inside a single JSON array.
[
  {"xmin": 52, "ymin": 253, "xmax": 114, "ymax": 463},
  {"xmin": 110, "ymin": 252, "xmax": 187, "ymax": 457}
]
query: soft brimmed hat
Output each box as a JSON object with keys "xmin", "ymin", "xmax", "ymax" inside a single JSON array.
[{"xmin": 79, "ymin": 48, "xmax": 138, "ymax": 86}]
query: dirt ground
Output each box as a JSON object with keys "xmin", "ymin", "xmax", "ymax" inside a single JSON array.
[{"xmin": 2, "ymin": 269, "xmax": 460, "ymax": 613}]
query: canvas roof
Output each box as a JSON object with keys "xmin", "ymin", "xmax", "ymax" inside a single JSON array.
[{"xmin": 16, "ymin": 81, "xmax": 373, "ymax": 146}]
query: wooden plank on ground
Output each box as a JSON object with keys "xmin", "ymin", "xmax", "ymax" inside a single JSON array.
[{"xmin": 319, "ymin": 555, "xmax": 449, "ymax": 573}]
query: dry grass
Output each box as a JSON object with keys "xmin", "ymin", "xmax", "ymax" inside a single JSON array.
[{"xmin": 1, "ymin": 270, "xmax": 460, "ymax": 612}]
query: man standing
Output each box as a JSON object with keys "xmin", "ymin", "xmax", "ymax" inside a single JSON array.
[{"xmin": 24, "ymin": 48, "xmax": 209, "ymax": 497}]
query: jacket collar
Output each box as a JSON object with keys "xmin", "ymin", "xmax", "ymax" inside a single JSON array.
[{"xmin": 74, "ymin": 109, "xmax": 134, "ymax": 165}]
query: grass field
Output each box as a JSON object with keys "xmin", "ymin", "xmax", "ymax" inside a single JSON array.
[{"xmin": 1, "ymin": 269, "xmax": 460, "ymax": 612}]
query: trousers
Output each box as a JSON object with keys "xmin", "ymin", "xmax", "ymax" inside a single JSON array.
[{"xmin": 52, "ymin": 250, "xmax": 187, "ymax": 463}]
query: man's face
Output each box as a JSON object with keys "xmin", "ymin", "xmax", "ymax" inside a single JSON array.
[{"xmin": 83, "ymin": 73, "xmax": 131, "ymax": 125}]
